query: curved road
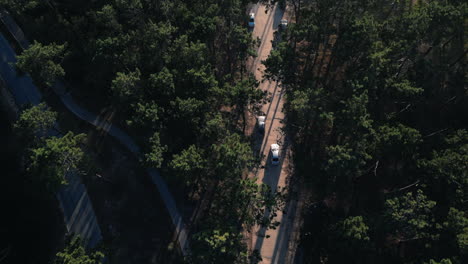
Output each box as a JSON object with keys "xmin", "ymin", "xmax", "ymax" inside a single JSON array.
[
  {"xmin": 0, "ymin": 33, "xmax": 103, "ymax": 248},
  {"xmin": 0, "ymin": 10, "xmax": 189, "ymax": 255}
]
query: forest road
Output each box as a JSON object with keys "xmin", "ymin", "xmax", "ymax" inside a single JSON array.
[{"xmin": 249, "ymin": 4, "xmax": 297, "ymax": 264}]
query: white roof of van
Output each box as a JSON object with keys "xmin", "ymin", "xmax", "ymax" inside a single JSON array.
[{"xmin": 271, "ymin": 144, "xmax": 280, "ymax": 158}]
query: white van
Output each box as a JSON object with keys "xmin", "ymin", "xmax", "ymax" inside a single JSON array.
[{"xmin": 270, "ymin": 144, "xmax": 280, "ymax": 165}]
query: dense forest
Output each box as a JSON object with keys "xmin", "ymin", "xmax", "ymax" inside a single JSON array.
[
  {"xmin": 0, "ymin": 0, "xmax": 281, "ymax": 263},
  {"xmin": 264, "ymin": 0, "xmax": 467, "ymax": 263},
  {"xmin": 1, "ymin": 0, "xmax": 466, "ymax": 263}
]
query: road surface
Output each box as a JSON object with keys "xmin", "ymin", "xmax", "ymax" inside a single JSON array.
[
  {"xmin": 0, "ymin": 33, "xmax": 102, "ymax": 248},
  {"xmin": 249, "ymin": 4, "xmax": 298, "ymax": 264},
  {"xmin": 0, "ymin": 9, "xmax": 190, "ymax": 254}
]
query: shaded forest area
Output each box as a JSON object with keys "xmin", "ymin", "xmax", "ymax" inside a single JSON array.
[
  {"xmin": 1, "ymin": 0, "xmax": 284, "ymax": 263},
  {"xmin": 264, "ymin": 0, "xmax": 466, "ymax": 263},
  {"xmin": 0, "ymin": 99, "xmax": 109, "ymax": 263},
  {"xmin": 0, "ymin": 104, "xmax": 65, "ymax": 264}
]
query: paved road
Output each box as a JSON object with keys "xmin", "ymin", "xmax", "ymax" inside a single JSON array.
[
  {"xmin": 0, "ymin": 10, "xmax": 189, "ymax": 254},
  {"xmin": 249, "ymin": 4, "xmax": 298, "ymax": 264},
  {"xmin": 0, "ymin": 33, "xmax": 102, "ymax": 248}
]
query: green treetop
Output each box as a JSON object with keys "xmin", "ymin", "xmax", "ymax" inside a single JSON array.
[
  {"xmin": 14, "ymin": 103, "xmax": 57, "ymax": 146},
  {"xmin": 54, "ymin": 236, "xmax": 104, "ymax": 264},
  {"xmin": 16, "ymin": 41, "xmax": 67, "ymax": 87},
  {"xmin": 27, "ymin": 132, "xmax": 86, "ymax": 193}
]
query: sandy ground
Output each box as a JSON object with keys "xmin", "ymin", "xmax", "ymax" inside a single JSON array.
[{"xmin": 247, "ymin": 4, "xmax": 298, "ymax": 264}]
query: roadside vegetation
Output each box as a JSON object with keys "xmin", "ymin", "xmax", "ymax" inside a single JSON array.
[
  {"xmin": 0, "ymin": 100, "xmax": 103, "ymax": 263},
  {"xmin": 14, "ymin": 103, "xmax": 87, "ymax": 194},
  {"xmin": 1, "ymin": 0, "xmax": 284, "ymax": 262},
  {"xmin": 263, "ymin": 0, "xmax": 467, "ymax": 263},
  {"xmin": 0, "ymin": 104, "xmax": 64, "ymax": 264}
]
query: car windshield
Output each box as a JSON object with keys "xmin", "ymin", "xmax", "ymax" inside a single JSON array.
[
  {"xmin": 249, "ymin": 18, "xmax": 254, "ymax": 22},
  {"xmin": 273, "ymin": 158, "xmax": 279, "ymax": 161}
]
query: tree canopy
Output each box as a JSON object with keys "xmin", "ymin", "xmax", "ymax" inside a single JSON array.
[
  {"xmin": 263, "ymin": 0, "xmax": 467, "ymax": 263},
  {"xmin": 16, "ymin": 41, "xmax": 67, "ymax": 87},
  {"xmin": 13, "ymin": 102, "xmax": 57, "ymax": 146},
  {"xmin": 27, "ymin": 131, "xmax": 86, "ymax": 193},
  {"xmin": 54, "ymin": 236, "xmax": 104, "ymax": 264}
]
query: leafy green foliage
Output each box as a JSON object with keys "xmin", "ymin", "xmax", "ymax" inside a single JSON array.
[
  {"xmin": 376, "ymin": 123, "xmax": 422, "ymax": 156},
  {"xmin": 419, "ymin": 130, "xmax": 468, "ymax": 207},
  {"xmin": 224, "ymin": 77, "xmax": 263, "ymax": 131},
  {"xmin": 148, "ymin": 67, "xmax": 175, "ymax": 98},
  {"xmin": 201, "ymin": 112, "xmax": 226, "ymax": 141},
  {"xmin": 329, "ymin": 215, "xmax": 372, "ymax": 260},
  {"xmin": 126, "ymin": 101, "xmax": 159, "ymax": 131},
  {"xmin": 192, "ymin": 229, "xmax": 247, "ymax": 264},
  {"xmin": 335, "ymin": 216, "xmax": 370, "ymax": 243},
  {"xmin": 236, "ymin": 178, "xmax": 284, "ymax": 230},
  {"xmin": 443, "ymin": 208, "xmax": 468, "ymax": 257},
  {"xmin": 426, "ymin": 259, "xmax": 453, "ymax": 264},
  {"xmin": 92, "ymin": 5, "xmax": 122, "ymax": 34},
  {"xmin": 13, "ymin": 103, "xmax": 57, "ymax": 145},
  {"xmin": 143, "ymin": 132, "xmax": 167, "ymax": 168},
  {"xmin": 111, "ymin": 69, "xmax": 141, "ymax": 104},
  {"xmin": 170, "ymin": 145, "xmax": 206, "ymax": 185},
  {"xmin": 226, "ymin": 77, "xmax": 262, "ymax": 108},
  {"xmin": 27, "ymin": 132, "xmax": 86, "ymax": 193},
  {"xmin": 211, "ymin": 133, "xmax": 253, "ymax": 179},
  {"xmin": 0, "ymin": 0, "xmax": 44, "ymax": 16},
  {"xmin": 16, "ymin": 41, "xmax": 67, "ymax": 87},
  {"xmin": 384, "ymin": 190, "xmax": 436, "ymax": 240},
  {"xmin": 54, "ymin": 236, "xmax": 104, "ymax": 264}
]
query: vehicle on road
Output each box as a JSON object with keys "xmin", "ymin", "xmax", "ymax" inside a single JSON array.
[
  {"xmin": 279, "ymin": 19, "xmax": 288, "ymax": 30},
  {"xmin": 270, "ymin": 143, "xmax": 280, "ymax": 165},
  {"xmin": 273, "ymin": 19, "xmax": 288, "ymax": 49},
  {"xmin": 257, "ymin": 116, "xmax": 266, "ymax": 133},
  {"xmin": 249, "ymin": 13, "xmax": 255, "ymax": 27}
]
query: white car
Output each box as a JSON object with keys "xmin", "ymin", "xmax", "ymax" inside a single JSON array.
[
  {"xmin": 279, "ymin": 19, "xmax": 288, "ymax": 30},
  {"xmin": 271, "ymin": 144, "xmax": 280, "ymax": 165},
  {"xmin": 248, "ymin": 13, "xmax": 255, "ymax": 27},
  {"xmin": 257, "ymin": 116, "xmax": 266, "ymax": 132}
]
